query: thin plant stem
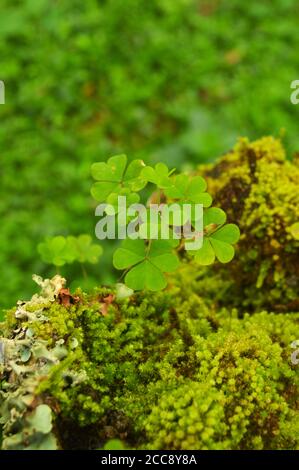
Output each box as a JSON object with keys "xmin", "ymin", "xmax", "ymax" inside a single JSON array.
[{"xmin": 81, "ymin": 264, "xmax": 88, "ymax": 280}]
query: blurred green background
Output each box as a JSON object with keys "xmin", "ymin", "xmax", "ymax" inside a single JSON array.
[{"xmin": 1, "ymin": 0, "xmax": 299, "ymax": 312}]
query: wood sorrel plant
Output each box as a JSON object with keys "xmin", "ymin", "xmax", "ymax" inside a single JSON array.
[
  {"xmin": 91, "ymin": 154, "xmax": 240, "ymax": 291},
  {"xmin": 38, "ymin": 234, "xmax": 102, "ymax": 268}
]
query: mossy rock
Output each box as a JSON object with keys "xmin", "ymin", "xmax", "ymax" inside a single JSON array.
[
  {"xmin": 200, "ymin": 136, "xmax": 299, "ymax": 311},
  {"xmin": 0, "ymin": 271, "xmax": 298, "ymax": 450}
]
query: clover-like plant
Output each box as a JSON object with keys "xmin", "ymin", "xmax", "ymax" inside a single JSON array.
[
  {"xmin": 91, "ymin": 154, "xmax": 147, "ymax": 210},
  {"xmin": 113, "ymin": 238, "xmax": 179, "ymax": 290},
  {"xmin": 38, "ymin": 155, "xmax": 240, "ymax": 291},
  {"xmin": 141, "ymin": 162, "xmax": 174, "ymax": 189},
  {"xmin": 38, "ymin": 234, "xmax": 102, "ymax": 268},
  {"xmin": 190, "ymin": 209, "xmax": 240, "ymax": 265},
  {"xmin": 91, "ymin": 154, "xmax": 240, "ymax": 291}
]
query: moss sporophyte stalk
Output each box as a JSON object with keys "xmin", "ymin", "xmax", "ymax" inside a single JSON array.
[{"xmin": 1, "ymin": 137, "xmax": 299, "ymax": 450}]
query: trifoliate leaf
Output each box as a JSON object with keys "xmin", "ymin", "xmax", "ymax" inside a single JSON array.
[
  {"xmin": 141, "ymin": 163, "xmax": 174, "ymax": 188},
  {"xmin": 38, "ymin": 235, "xmax": 102, "ymax": 267},
  {"xmin": 113, "ymin": 239, "xmax": 179, "ymax": 291},
  {"xmin": 38, "ymin": 236, "xmax": 68, "ymax": 266},
  {"xmin": 165, "ymin": 174, "xmax": 212, "ymax": 207},
  {"xmin": 192, "ymin": 223, "xmax": 240, "ymax": 265},
  {"xmin": 74, "ymin": 234, "xmax": 103, "ymax": 264},
  {"xmin": 91, "ymin": 154, "xmax": 146, "ymax": 203}
]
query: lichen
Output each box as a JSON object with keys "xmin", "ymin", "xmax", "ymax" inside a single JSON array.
[{"xmin": 0, "ymin": 274, "xmax": 84, "ymax": 450}]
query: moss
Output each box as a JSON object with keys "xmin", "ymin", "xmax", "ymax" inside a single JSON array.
[
  {"xmin": 1, "ymin": 272, "xmax": 298, "ymax": 449},
  {"xmin": 27, "ymin": 303, "xmax": 84, "ymax": 345},
  {"xmin": 144, "ymin": 383, "xmax": 227, "ymax": 450},
  {"xmin": 200, "ymin": 136, "xmax": 299, "ymax": 311},
  {"xmin": 1, "ymin": 137, "xmax": 299, "ymax": 450}
]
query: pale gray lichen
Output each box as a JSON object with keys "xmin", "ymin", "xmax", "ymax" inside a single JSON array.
[
  {"xmin": 0, "ymin": 275, "xmax": 78, "ymax": 450},
  {"xmin": 15, "ymin": 274, "xmax": 66, "ymax": 322}
]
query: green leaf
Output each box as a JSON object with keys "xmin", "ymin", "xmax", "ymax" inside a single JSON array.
[
  {"xmin": 165, "ymin": 174, "xmax": 212, "ymax": 207},
  {"xmin": 74, "ymin": 234, "xmax": 103, "ymax": 264},
  {"xmin": 192, "ymin": 223, "xmax": 240, "ymax": 265},
  {"xmin": 187, "ymin": 176, "xmax": 207, "ymax": 198},
  {"xmin": 113, "ymin": 239, "xmax": 179, "ymax": 291},
  {"xmin": 193, "ymin": 238, "xmax": 215, "ymax": 265},
  {"xmin": 137, "ymin": 207, "xmax": 181, "ymax": 240},
  {"xmin": 64, "ymin": 236, "xmax": 80, "ymax": 262},
  {"xmin": 106, "ymin": 190, "xmax": 140, "ymax": 216},
  {"xmin": 210, "ymin": 238, "xmax": 235, "ymax": 263},
  {"xmin": 211, "ymin": 224, "xmax": 240, "ymax": 244},
  {"xmin": 38, "ymin": 236, "xmax": 68, "ymax": 266},
  {"xmin": 91, "ymin": 154, "xmax": 146, "ymax": 203},
  {"xmin": 124, "ymin": 160, "xmax": 148, "ymax": 191},
  {"xmin": 125, "ymin": 260, "xmax": 167, "ymax": 291},
  {"xmin": 38, "ymin": 235, "xmax": 102, "ymax": 267},
  {"xmin": 203, "ymin": 207, "xmax": 227, "ymax": 227},
  {"xmin": 141, "ymin": 163, "xmax": 173, "ymax": 188},
  {"xmin": 113, "ymin": 239, "xmax": 145, "ymax": 269},
  {"xmin": 92, "ymin": 154, "xmax": 127, "ymax": 182}
]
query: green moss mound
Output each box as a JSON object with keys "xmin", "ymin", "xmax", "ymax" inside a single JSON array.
[
  {"xmin": 1, "ymin": 137, "xmax": 299, "ymax": 450},
  {"xmin": 201, "ymin": 136, "xmax": 299, "ymax": 312},
  {"xmin": 1, "ymin": 271, "xmax": 298, "ymax": 449}
]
